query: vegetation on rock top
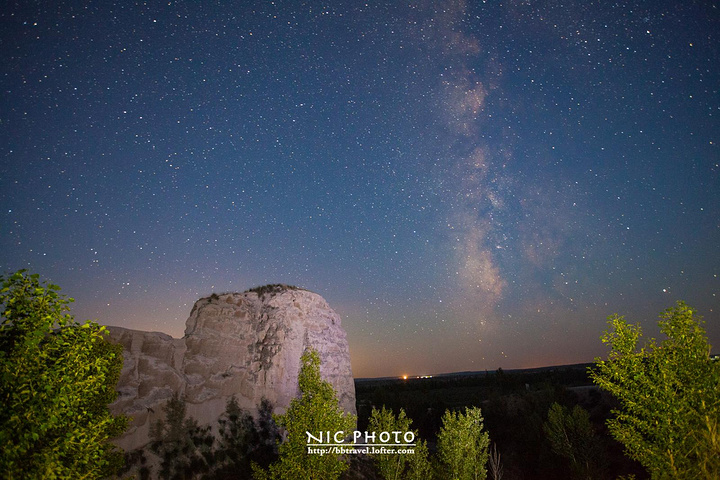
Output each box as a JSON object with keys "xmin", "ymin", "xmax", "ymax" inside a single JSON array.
[{"xmin": 243, "ymin": 284, "xmax": 306, "ymax": 299}]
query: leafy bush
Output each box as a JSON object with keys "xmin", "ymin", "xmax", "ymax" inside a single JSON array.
[
  {"xmin": 406, "ymin": 437, "xmax": 432, "ymax": 480},
  {"xmin": 590, "ymin": 301, "xmax": 720, "ymax": 479},
  {"xmin": 544, "ymin": 402, "xmax": 601, "ymax": 478},
  {"xmin": 436, "ymin": 406, "xmax": 490, "ymax": 480},
  {"xmin": 0, "ymin": 270, "xmax": 127, "ymax": 479},
  {"xmin": 367, "ymin": 406, "xmax": 409, "ymax": 479},
  {"xmin": 149, "ymin": 393, "xmax": 215, "ymax": 479},
  {"xmin": 212, "ymin": 396, "xmax": 280, "ymax": 479},
  {"xmin": 254, "ymin": 348, "xmax": 356, "ymax": 480}
]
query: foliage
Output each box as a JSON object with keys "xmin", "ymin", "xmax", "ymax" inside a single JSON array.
[
  {"xmin": 406, "ymin": 436, "xmax": 432, "ymax": 480},
  {"xmin": 436, "ymin": 406, "xmax": 490, "ymax": 480},
  {"xmin": 367, "ymin": 406, "xmax": 413, "ymax": 480},
  {"xmin": 590, "ymin": 301, "xmax": 720, "ymax": 479},
  {"xmin": 118, "ymin": 449, "xmax": 152, "ymax": 480},
  {"xmin": 121, "ymin": 396, "xmax": 280, "ymax": 480},
  {"xmin": 356, "ymin": 364, "xmax": 645, "ymax": 478},
  {"xmin": 243, "ymin": 284, "xmax": 303, "ymax": 299},
  {"xmin": 252, "ymin": 397, "xmax": 282, "ymax": 468},
  {"xmin": 212, "ymin": 395, "xmax": 255, "ymax": 479},
  {"xmin": 0, "ymin": 270, "xmax": 127, "ymax": 479},
  {"xmin": 254, "ymin": 347, "xmax": 356, "ymax": 480},
  {"xmin": 543, "ymin": 402, "xmax": 600, "ymax": 479},
  {"xmin": 149, "ymin": 393, "xmax": 215, "ymax": 480},
  {"xmin": 211, "ymin": 396, "xmax": 280, "ymax": 479}
]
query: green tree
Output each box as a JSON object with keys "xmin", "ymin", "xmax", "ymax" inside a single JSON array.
[
  {"xmin": 210, "ymin": 396, "xmax": 281, "ymax": 479},
  {"xmin": 211, "ymin": 395, "xmax": 258, "ymax": 479},
  {"xmin": 590, "ymin": 301, "xmax": 720, "ymax": 479},
  {"xmin": 367, "ymin": 406, "xmax": 413, "ymax": 480},
  {"xmin": 254, "ymin": 347, "xmax": 356, "ymax": 480},
  {"xmin": 543, "ymin": 402, "xmax": 600, "ymax": 479},
  {"xmin": 406, "ymin": 437, "xmax": 432, "ymax": 480},
  {"xmin": 436, "ymin": 406, "xmax": 490, "ymax": 480},
  {"xmin": 149, "ymin": 393, "xmax": 215, "ymax": 480},
  {"xmin": 0, "ymin": 270, "xmax": 127, "ymax": 479},
  {"xmin": 251, "ymin": 397, "xmax": 281, "ymax": 469}
]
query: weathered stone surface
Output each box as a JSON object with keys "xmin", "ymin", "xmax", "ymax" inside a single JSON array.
[{"xmin": 108, "ymin": 286, "xmax": 356, "ymax": 451}]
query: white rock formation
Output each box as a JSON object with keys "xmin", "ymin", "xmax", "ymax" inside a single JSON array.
[{"xmin": 108, "ymin": 285, "xmax": 356, "ymax": 452}]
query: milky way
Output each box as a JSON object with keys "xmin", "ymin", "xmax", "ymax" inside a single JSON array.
[{"xmin": 2, "ymin": 1, "xmax": 718, "ymax": 377}]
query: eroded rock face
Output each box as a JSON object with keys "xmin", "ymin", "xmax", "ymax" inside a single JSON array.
[{"xmin": 108, "ymin": 286, "xmax": 355, "ymax": 451}]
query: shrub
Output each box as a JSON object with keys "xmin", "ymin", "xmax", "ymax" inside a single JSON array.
[
  {"xmin": 590, "ymin": 301, "xmax": 720, "ymax": 478},
  {"xmin": 149, "ymin": 393, "xmax": 214, "ymax": 479},
  {"xmin": 436, "ymin": 406, "xmax": 490, "ymax": 480},
  {"xmin": 367, "ymin": 406, "xmax": 413, "ymax": 480},
  {"xmin": 0, "ymin": 270, "xmax": 127, "ymax": 479},
  {"xmin": 543, "ymin": 402, "xmax": 601, "ymax": 478},
  {"xmin": 254, "ymin": 348, "xmax": 356, "ymax": 480}
]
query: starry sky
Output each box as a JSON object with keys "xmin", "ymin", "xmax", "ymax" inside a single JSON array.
[{"xmin": 2, "ymin": 1, "xmax": 719, "ymax": 378}]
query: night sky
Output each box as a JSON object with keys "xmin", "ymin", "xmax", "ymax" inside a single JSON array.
[{"xmin": 2, "ymin": 1, "xmax": 718, "ymax": 378}]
